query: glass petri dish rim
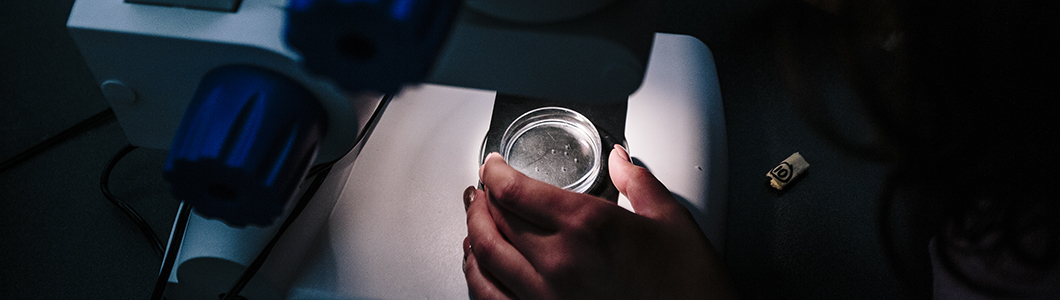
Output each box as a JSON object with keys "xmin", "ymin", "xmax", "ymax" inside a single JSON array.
[{"xmin": 499, "ymin": 106, "xmax": 602, "ymax": 193}]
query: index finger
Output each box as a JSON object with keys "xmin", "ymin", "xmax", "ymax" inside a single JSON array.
[{"xmin": 479, "ymin": 152, "xmax": 593, "ymax": 230}]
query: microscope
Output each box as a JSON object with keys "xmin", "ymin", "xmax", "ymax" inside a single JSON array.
[{"xmin": 67, "ymin": 0, "xmax": 728, "ymax": 298}]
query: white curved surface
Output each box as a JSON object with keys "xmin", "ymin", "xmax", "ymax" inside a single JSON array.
[{"xmin": 287, "ymin": 33, "xmax": 727, "ymax": 299}]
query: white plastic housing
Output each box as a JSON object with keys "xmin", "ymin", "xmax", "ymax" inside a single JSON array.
[
  {"xmin": 67, "ymin": 0, "xmax": 377, "ymax": 164},
  {"xmin": 67, "ymin": 0, "xmax": 654, "ymax": 165}
]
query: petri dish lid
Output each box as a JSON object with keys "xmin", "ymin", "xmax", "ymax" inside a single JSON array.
[{"xmin": 500, "ymin": 107, "xmax": 601, "ymax": 193}]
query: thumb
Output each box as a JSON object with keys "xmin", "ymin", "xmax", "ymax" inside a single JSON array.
[{"xmin": 607, "ymin": 145, "xmax": 682, "ymax": 221}]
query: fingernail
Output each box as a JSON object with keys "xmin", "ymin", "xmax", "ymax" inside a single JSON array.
[
  {"xmin": 480, "ymin": 152, "xmax": 504, "ymax": 180},
  {"xmin": 462, "ymin": 248, "xmax": 469, "ymax": 273},
  {"xmin": 486, "ymin": 152, "xmax": 504, "ymax": 164},
  {"xmin": 614, "ymin": 144, "xmax": 630, "ymax": 162},
  {"xmin": 463, "ymin": 186, "xmax": 475, "ymax": 211},
  {"xmin": 462, "ymin": 237, "xmax": 472, "ymax": 273}
]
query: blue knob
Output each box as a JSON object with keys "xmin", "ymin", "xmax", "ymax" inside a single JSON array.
[
  {"xmin": 284, "ymin": 0, "xmax": 461, "ymax": 94},
  {"xmin": 163, "ymin": 65, "xmax": 327, "ymax": 227}
]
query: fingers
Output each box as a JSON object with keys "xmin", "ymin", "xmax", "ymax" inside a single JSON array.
[
  {"xmin": 464, "ymin": 236, "xmax": 515, "ymax": 300},
  {"xmin": 466, "ymin": 188, "xmax": 546, "ymax": 298},
  {"xmin": 484, "ymin": 191, "xmax": 555, "ymax": 258},
  {"xmin": 607, "ymin": 145, "xmax": 682, "ymax": 221},
  {"xmin": 479, "ymin": 153, "xmax": 589, "ymax": 230}
]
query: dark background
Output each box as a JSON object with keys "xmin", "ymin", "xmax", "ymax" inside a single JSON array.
[{"xmin": 0, "ymin": 0, "xmax": 908, "ymax": 299}]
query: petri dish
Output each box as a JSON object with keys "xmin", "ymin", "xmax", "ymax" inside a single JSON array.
[{"xmin": 499, "ymin": 107, "xmax": 601, "ymax": 193}]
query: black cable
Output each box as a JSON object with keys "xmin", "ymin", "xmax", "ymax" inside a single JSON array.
[
  {"xmin": 220, "ymin": 165, "xmax": 332, "ymax": 300},
  {"xmin": 150, "ymin": 201, "xmax": 192, "ymax": 300},
  {"xmin": 0, "ymin": 108, "xmax": 116, "ymax": 173},
  {"xmin": 305, "ymin": 94, "xmax": 393, "ymax": 177},
  {"xmin": 101, "ymin": 143, "xmax": 165, "ymax": 257}
]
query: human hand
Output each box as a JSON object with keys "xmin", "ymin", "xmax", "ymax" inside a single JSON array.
[{"xmin": 462, "ymin": 145, "xmax": 736, "ymax": 299}]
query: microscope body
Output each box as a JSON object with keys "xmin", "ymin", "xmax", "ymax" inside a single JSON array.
[
  {"xmin": 68, "ymin": 0, "xmax": 654, "ymax": 163},
  {"xmin": 67, "ymin": 0, "xmax": 726, "ymax": 298}
]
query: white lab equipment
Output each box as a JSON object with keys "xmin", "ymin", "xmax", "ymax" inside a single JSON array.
[{"xmin": 67, "ymin": 0, "xmax": 726, "ymax": 298}]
